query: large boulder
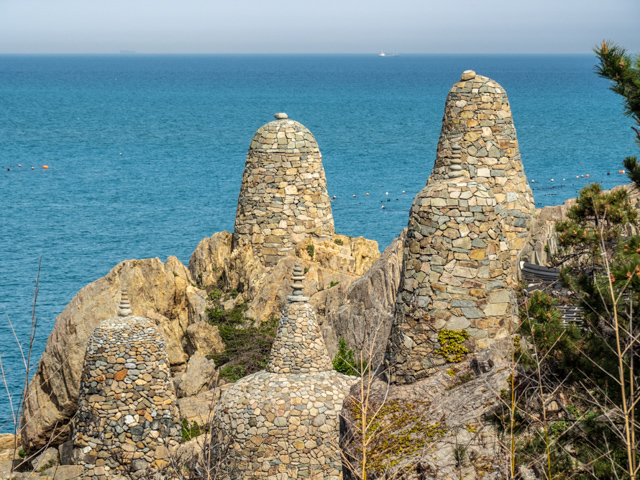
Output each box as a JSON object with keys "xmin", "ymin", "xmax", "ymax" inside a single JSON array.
[
  {"xmin": 176, "ymin": 352, "xmax": 218, "ymax": 398},
  {"xmin": 21, "ymin": 256, "xmax": 207, "ymax": 453}
]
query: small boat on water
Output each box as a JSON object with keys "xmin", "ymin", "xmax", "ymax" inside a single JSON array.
[{"xmin": 378, "ymin": 50, "xmax": 399, "ymax": 57}]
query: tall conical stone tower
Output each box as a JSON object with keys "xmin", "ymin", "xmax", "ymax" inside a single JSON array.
[
  {"xmin": 234, "ymin": 113, "xmax": 335, "ymax": 267},
  {"xmin": 429, "ymin": 70, "xmax": 535, "ymax": 267},
  {"xmin": 385, "ymin": 71, "xmax": 530, "ymax": 385}
]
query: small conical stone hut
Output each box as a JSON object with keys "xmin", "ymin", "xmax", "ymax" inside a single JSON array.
[
  {"xmin": 234, "ymin": 113, "xmax": 335, "ymax": 267},
  {"xmin": 212, "ymin": 266, "xmax": 354, "ymax": 479},
  {"xmin": 71, "ymin": 291, "xmax": 180, "ymax": 478},
  {"xmin": 385, "ymin": 71, "xmax": 528, "ymax": 385}
]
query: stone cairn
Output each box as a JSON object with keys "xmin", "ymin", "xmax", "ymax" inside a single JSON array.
[
  {"xmin": 233, "ymin": 113, "xmax": 335, "ymax": 267},
  {"xmin": 71, "ymin": 290, "xmax": 180, "ymax": 479},
  {"xmin": 385, "ymin": 71, "xmax": 532, "ymax": 385},
  {"xmin": 212, "ymin": 266, "xmax": 354, "ymax": 479}
]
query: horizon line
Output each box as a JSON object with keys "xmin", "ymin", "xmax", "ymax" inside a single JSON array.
[{"xmin": 0, "ymin": 51, "xmax": 599, "ymax": 56}]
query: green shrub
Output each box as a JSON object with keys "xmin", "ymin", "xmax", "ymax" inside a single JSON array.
[
  {"xmin": 435, "ymin": 329, "xmax": 469, "ymax": 363},
  {"xmin": 332, "ymin": 338, "xmax": 365, "ymax": 376},
  {"xmin": 181, "ymin": 419, "xmax": 205, "ymax": 441},
  {"xmin": 306, "ymin": 244, "xmax": 315, "ymax": 258}
]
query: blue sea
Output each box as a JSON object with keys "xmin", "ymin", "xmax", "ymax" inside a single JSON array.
[{"xmin": 0, "ymin": 54, "xmax": 637, "ymax": 432}]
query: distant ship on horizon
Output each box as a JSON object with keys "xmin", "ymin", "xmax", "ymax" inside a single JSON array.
[{"xmin": 378, "ymin": 50, "xmax": 398, "ymax": 57}]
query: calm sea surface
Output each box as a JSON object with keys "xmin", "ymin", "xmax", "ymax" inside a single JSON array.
[{"xmin": 0, "ymin": 54, "xmax": 637, "ymax": 431}]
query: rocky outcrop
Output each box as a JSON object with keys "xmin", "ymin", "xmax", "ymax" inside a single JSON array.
[
  {"xmin": 23, "ymin": 226, "xmax": 402, "ymax": 455},
  {"xmin": 189, "ymin": 229, "xmax": 403, "ymax": 361},
  {"xmin": 320, "ymin": 230, "xmax": 405, "ymax": 364},
  {"xmin": 341, "ymin": 337, "xmax": 512, "ymax": 480},
  {"xmin": 21, "ymin": 256, "xmax": 207, "ymax": 453},
  {"xmin": 175, "ymin": 352, "xmax": 218, "ymax": 398}
]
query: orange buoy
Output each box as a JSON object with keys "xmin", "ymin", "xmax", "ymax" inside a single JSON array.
[
  {"xmin": 43, "ymin": 165, "xmax": 49, "ymax": 169},
  {"xmin": 620, "ymin": 170, "xmax": 625, "ymax": 174},
  {"xmin": 18, "ymin": 164, "xmax": 21, "ymax": 167}
]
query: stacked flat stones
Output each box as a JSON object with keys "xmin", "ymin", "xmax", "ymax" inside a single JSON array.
[
  {"xmin": 234, "ymin": 113, "xmax": 335, "ymax": 267},
  {"xmin": 386, "ymin": 71, "xmax": 529, "ymax": 385},
  {"xmin": 71, "ymin": 291, "xmax": 180, "ymax": 479},
  {"xmin": 429, "ymin": 70, "xmax": 535, "ymax": 271},
  {"xmin": 212, "ymin": 267, "xmax": 353, "ymax": 479}
]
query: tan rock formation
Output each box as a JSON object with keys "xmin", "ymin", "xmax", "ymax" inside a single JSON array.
[{"xmin": 21, "ymin": 256, "xmax": 206, "ymax": 453}]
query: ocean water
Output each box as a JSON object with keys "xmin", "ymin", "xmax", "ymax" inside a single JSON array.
[{"xmin": 0, "ymin": 54, "xmax": 637, "ymax": 432}]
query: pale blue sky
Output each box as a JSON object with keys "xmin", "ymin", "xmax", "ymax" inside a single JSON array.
[{"xmin": 1, "ymin": 0, "xmax": 638, "ymax": 54}]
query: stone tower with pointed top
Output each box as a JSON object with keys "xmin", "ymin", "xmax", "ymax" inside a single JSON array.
[
  {"xmin": 234, "ymin": 113, "xmax": 335, "ymax": 267},
  {"xmin": 71, "ymin": 291, "xmax": 180, "ymax": 478},
  {"xmin": 212, "ymin": 266, "xmax": 354, "ymax": 479},
  {"xmin": 429, "ymin": 70, "xmax": 535, "ymax": 268},
  {"xmin": 385, "ymin": 71, "xmax": 527, "ymax": 385}
]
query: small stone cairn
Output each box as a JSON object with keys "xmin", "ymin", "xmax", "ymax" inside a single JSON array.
[
  {"xmin": 71, "ymin": 291, "xmax": 180, "ymax": 478},
  {"xmin": 233, "ymin": 113, "xmax": 335, "ymax": 267},
  {"xmin": 212, "ymin": 266, "xmax": 354, "ymax": 479},
  {"xmin": 385, "ymin": 71, "xmax": 532, "ymax": 385}
]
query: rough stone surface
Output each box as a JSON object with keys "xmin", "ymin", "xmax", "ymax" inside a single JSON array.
[
  {"xmin": 32, "ymin": 447, "xmax": 59, "ymax": 472},
  {"xmin": 70, "ymin": 310, "xmax": 180, "ymax": 479},
  {"xmin": 187, "ymin": 231, "xmax": 232, "ymax": 287},
  {"xmin": 233, "ymin": 115, "xmax": 335, "ymax": 267},
  {"xmin": 321, "ymin": 230, "xmax": 405, "ymax": 365},
  {"xmin": 177, "ymin": 388, "xmax": 219, "ymax": 426},
  {"xmin": 21, "ymin": 257, "xmax": 206, "ymax": 453},
  {"xmin": 0, "ymin": 436, "xmax": 16, "ymax": 453},
  {"xmin": 341, "ymin": 338, "xmax": 513, "ymax": 480},
  {"xmin": 189, "ymin": 230, "xmax": 383, "ymax": 350},
  {"xmin": 176, "ymin": 351, "xmax": 218, "ymax": 398},
  {"xmin": 386, "ymin": 179, "xmax": 514, "ymax": 384},
  {"xmin": 385, "ymin": 72, "xmax": 530, "ymax": 385},
  {"xmin": 212, "ymin": 269, "xmax": 355, "ymax": 479},
  {"xmin": 428, "ymin": 72, "xmax": 535, "ymax": 268},
  {"xmin": 185, "ymin": 321, "xmax": 225, "ymax": 358}
]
